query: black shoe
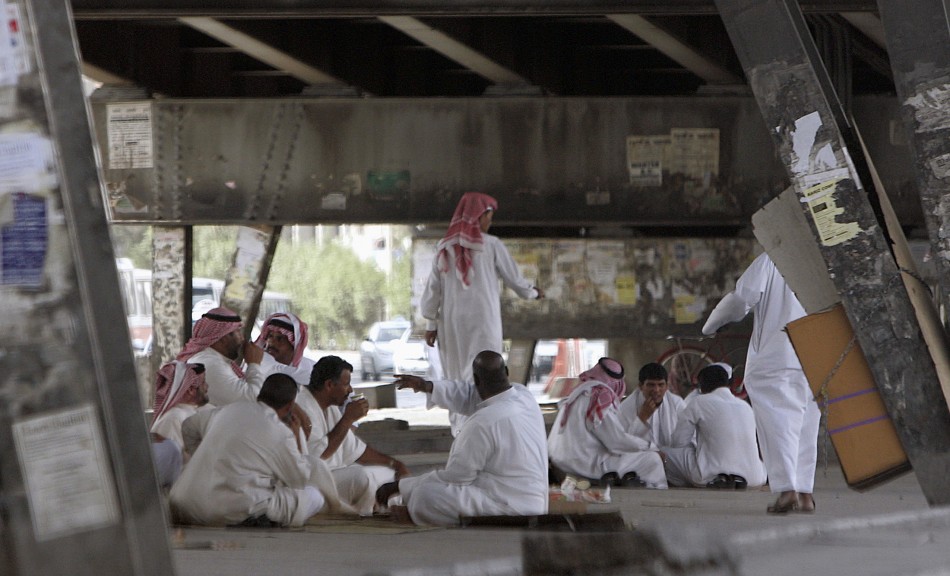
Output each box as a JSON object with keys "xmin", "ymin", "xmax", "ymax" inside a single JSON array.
[
  {"xmin": 706, "ymin": 473, "xmax": 735, "ymax": 489},
  {"xmin": 621, "ymin": 472, "xmax": 645, "ymax": 487},
  {"xmin": 731, "ymin": 475, "xmax": 748, "ymax": 490},
  {"xmin": 600, "ymin": 472, "xmax": 620, "ymax": 487}
]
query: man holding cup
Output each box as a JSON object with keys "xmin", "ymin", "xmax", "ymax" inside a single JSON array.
[{"xmin": 295, "ymin": 355, "xmax": 410, "ymax": 515}]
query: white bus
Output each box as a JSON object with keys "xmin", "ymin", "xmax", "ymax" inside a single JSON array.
[{"xmin": 116, "ymin": 258, "xmax": 293, "ymax": 351}]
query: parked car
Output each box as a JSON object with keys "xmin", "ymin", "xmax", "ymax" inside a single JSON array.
[
  {"xmin": 359, "ymin": 319, "xmax": 411, "ymax": 380},
  {"xmin": 393, "ymin": 333, "xmax": 431, "ymax": 377}
]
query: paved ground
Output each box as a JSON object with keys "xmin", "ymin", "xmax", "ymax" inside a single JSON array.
[
  {"xmin": 168, "ymin": 349, "xmax": 950, "ymax": 575},
  {"xmin": 168, "ymin": 439, "xmax": 950, "ymax": 576}
]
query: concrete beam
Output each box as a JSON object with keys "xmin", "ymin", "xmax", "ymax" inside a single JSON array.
[
  {"xmin": 378, "ymin": 16, "xmax": 531, "ymax": 86},
  {"xmin": 607, "ymin": 14, "xmax": 742, "ymax": 84},
  {"xmin": 179, "ymin": 17, "xmax": 344, "ymax": 86},
  {"xmin": 715, "ymin": 0, "xmax": 950, "ymax": 505}
]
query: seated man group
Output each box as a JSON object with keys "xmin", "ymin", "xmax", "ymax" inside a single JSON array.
[
  {"xmin": 159, "ymin": 308, "xmax": 404, "ymax": 527},
  {"xmin": 548, "ymin": 358, "xmax": 765, "ymax": 492},
  {"xmin": 154, "ymin": 307, "xmax": 767, "ymax": 527}
]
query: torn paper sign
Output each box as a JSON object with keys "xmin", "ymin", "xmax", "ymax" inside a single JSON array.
[{"xmin": 0, "ymin": 133, "xmax": 57, "ymax": 195}]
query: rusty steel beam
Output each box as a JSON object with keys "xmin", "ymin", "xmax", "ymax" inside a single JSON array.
[{"xmin": 715, "ymin": 0, "xmax": 950, "ymax": 504}]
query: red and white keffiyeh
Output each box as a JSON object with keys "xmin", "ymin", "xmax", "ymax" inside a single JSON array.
[
  {"xmin": 254, "ymin": 312, "xmax": 309, "ymax": 367},
  {"xmin": 151, "ymin": 360, "xmax": 206, "ymax": 427},
  {"xmin": 436, "ymin": 192, "xmax": 498, "ymax": 288},
  {"xmin": 559, "ymin": 357, "xmax": 627, "ymax": 427}
]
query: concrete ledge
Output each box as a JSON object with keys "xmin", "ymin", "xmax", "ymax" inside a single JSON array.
[
  {"xmin": 355, "ymin": 425, "xmax": 455, "ymax": 455},
  {"xmin": 523, "ymin": 527, "xmax": 740, "ymax": 576}
]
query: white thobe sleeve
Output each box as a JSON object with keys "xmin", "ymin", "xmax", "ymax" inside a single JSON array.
[
  {"xmin": 669, "ymin": 403, "xmax": 700, "ymax": 449},
  {"xmin": 269, "ymin": 430, "xmax": 313, "ymax": 489},
  {"xmin": 420, "ymin": 258, "xmax": 444, "ymax": 332},
  {"xmin": 429, "ymin": 378, "xmax": 480, "ymax": 416},
  {"xmin": 492, "ymin": 239, "xmax": 537, "ymax": 299},
  {"xmin": 590, "ymin": 409, "xmax": 652, "ymax": 453},
  {"xmin": 702, "ymin": 292, "xmax": 751, "ymax": 336}
]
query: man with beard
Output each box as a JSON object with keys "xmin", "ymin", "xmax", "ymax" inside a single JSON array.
[
  {"xmin": 178, "ymin": 307, "xmax": 267, "ymax": 406},
  {"xmin": 256, "ymin": 312, "xmax": 314, "ymax": 386}
]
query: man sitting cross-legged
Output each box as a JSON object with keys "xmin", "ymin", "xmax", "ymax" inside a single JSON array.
[
  {"xmin": 664, "ymin": 364, "xmax": 767, "ymax": 489},
  {"xmin": 381, "ymin": 350, "xmax": 548, "ymax": 526},
  {"xmin": 169, "ymin": 373, "xmax": 337, "ymax": 527},
  {"xmin": 295, "ymin": 355, "xmax": 410, "ymax": 516},
  {"xmin": 548, "ymin": 357, "xmax": 668, "ymax": 489}
]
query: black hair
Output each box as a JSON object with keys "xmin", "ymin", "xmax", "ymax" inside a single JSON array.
[
  {"xmin": 638, "ymin": 362, "xmax": 668, "ymax": 384},
  {"xmin": 698, "ymin": 365, "xmax": 730, "ymax": 394},
  {"xmin": 309, "ymin": 355, "xmax": 354, "ymax": 392},
  {"xmin": 257, "ymin": 373, "xmax": 298, "ymax": 409},
  {"xmin": 472, "ymin": 350, "xmax": 509, "ymax": 395}
]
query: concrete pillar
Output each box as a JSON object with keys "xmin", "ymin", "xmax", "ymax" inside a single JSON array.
[{"xmin": 715, "ymin": 0, "xmax": 950, "ymax": 504}]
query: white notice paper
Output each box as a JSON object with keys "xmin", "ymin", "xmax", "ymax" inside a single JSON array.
[
  {"xmin": 107, "ymin": 102, "xmax": 154, "ymax": 169},
  {"xmin": 13, "ymin": 404, "xmax": 121, "ymax": 541}
]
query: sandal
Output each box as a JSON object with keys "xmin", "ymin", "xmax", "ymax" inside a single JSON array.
[
  {"xmin": 796, "ymin": 493, "xmax": 816, "ymax": 513},
  {"xmin": 766, "ymin": 492, "xmax": 800, "ymax": 515}
]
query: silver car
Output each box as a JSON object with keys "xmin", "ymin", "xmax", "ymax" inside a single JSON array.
[{"xmin": 359, "ymin": 319, "xmax": 410, "ymax": 381}]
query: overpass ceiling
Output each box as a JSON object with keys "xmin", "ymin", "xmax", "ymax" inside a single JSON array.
[{"xmin": 73, "ymin": 0, "xmax": 893, "ymax": 98}]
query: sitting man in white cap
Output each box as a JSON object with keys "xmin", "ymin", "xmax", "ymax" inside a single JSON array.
[
  {"xmin": 664, "ymin": 364, "xmax": 766, "ymax": 489},
  {"xmin": 170, "ymin": 373, "xmax": 331, "ymax": 527},
  {"xmin": 548, "ymin": 357, "xmax": 667, "ymax": 489}
]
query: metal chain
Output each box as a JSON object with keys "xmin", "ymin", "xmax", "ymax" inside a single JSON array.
[{"xmin": 816, "ymin": 334, "xmax": 857, "ymax": 476}]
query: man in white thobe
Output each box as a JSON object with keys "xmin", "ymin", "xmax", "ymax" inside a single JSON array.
[
  {"xmin": 618, "ymin": 362, "xmax": 685, "ymax": 450},
  {"xmin": 149, "ymin": 361, "xmax": 213, "ymax": 486},
  {"xmin": 256, "ymin": 312, "xmax": 315, "ymax": 386},
  {"xmin": 169, "ymin": 374, "xmax": 326, "ymax": 527},
  {"xmin": 177, "ymin": 307, "xmax": 268, "ymax": 407},
  {"xmin": 548, "ymin": 358, "xmax": 668, "ymax": 488},
  {"xmin": 420, "ymin": 192, "xmax": 543, "ymax": 435},
  {"xmin": 385, "ymin": 351, "xmax": 548, "ymax": 526},
  {"xmin": 664, "ymin": 365, "xmax": 767, "ymax": 488},
  {"xmin": 703, "ymin": 252, "xmax": 819, "ymax": 513},
  {"xmin": 296, "ymin": 355, "xmax": 409, "ymax": 515}
]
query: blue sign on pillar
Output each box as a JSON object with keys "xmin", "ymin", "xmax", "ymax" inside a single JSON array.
[{"xmin": 1, "ymin": 193, "xmax": 48, "ymax": 287}]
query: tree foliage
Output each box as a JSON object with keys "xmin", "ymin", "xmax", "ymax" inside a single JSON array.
[{"xmin": 269, "ymin": 240, "xmax": 388, "ymax": 349}]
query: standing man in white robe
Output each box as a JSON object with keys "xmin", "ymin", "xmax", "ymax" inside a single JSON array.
[
  {"xmin": 177, "ymin": 307, "xmax": 267, "ymax": 406},
  {"xmin": 420, "ymin": 192, "xmax": 544, "ymax": 435},
  {"xmin": 618, "ymin": 362, "xmax": 685, "ymax": 449},
  {"xmin": 169, "ymin": 374, "xmax": 325, "ymax": 527},
  {"xmin": 703, "ymin": 252, "xmax": 819, "ymax": 514},
  {"xmin": 295, "ymin": 355, "xmax": 409, "ymax": 515},
  {"xmin": 384, "ymin": 351, "xmax": 548, "ymax": 526},
  {"xmin": 664, "ymin": 364, "xmax": 767, "ymax": 489},
  {"xmin": 255, "ymin": 312, "xmax": 314, "ymax": 386},
  {"xmin": 548, "ymin": 358, "xmax": 668, "ymax": 488}
]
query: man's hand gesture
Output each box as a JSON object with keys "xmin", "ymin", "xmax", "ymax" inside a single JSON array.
[{"xmin": 394, "ymin": 374, "xmax": 433, "ymax": 394}]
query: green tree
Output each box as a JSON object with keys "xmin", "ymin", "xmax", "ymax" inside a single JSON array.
[
  {"xmin": 269, "ymin": 241, "xmax": 387, "ymax": 349},
  {"xmin": 193, "ymin": 226, "xmax": 237, "ymax": 279}
]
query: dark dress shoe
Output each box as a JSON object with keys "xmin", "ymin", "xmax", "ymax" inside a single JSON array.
[
  {"xmin": 706, "ymin": 473, "xmax": 735, "ymax": 489},
  {"xmin": 600, "ymin": 472, "xmax": 620, "ymax": 487},
  {"xmin": 621, "ymin": 472, "xmax": 645, "ymax": 487},
  {"xmin": 731, "ymin": 475, "xmax": 748, "ymax": 490}
]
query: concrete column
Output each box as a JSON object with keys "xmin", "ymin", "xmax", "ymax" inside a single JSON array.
[{"xmin": 715, "ymin": 0, "xmax": 950, "ymax": 504}]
